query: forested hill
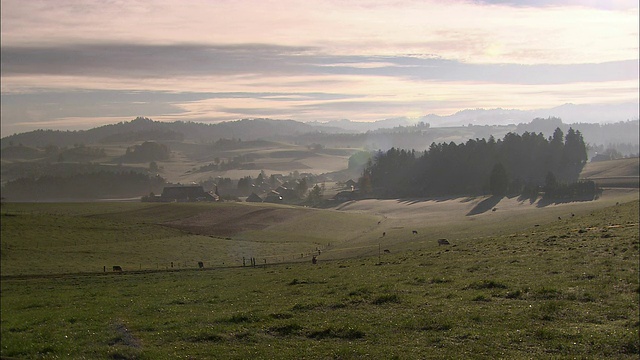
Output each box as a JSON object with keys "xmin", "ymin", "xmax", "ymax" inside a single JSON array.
[
  {"xmin": 0, "ymin": 117, "xmax": 347, "ymax": 148},
  {"xmin": 2, "ymin": 116, "xmax": 637, "ymax": 155},
  {"xmin": 515, "ymin": 118, "xmax": 639, "ymax": 149},
  {"xmin": 361, "ymin": 127, "xmax": 589, "ymax": 198}
]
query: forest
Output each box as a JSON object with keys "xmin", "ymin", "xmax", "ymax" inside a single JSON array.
[
  {"xmin": 2, "ymin": 171, "xmax": 165, "ymax": 200},
  {"xmin": 359, "ymin": 127, "xmax": 592, "ymax": 198}
]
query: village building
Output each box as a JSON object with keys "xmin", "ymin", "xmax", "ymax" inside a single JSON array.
[
  {"xmin": 263, "ymin": 190, "xmax": 284, "ymax": 203},
  {"xmin": 143, "ymin": 185, "xmax": 217, "ymax": 202},
  {"xmin": 273, "ymin": 185, "xmax": 296, "ymax": 201},
  {"xmin": 245, "ymin": 192, "xmax": 263, "ymax": 202}
]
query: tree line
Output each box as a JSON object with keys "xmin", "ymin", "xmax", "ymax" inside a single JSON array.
[
  {"xmin": 360, "ymin": 128, "xmax": 590, "ymax": 198},
  {"xmin": 2, "ymin": 171, "xmax": 165, "ymax": 200},
  {"xmin": 120, "ymin": 141, "xmax": 170, "ymax": 163}
]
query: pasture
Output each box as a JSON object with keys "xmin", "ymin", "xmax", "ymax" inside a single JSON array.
[
  {"xmin": 580, "ymin": 158, "xmax": 640, "ymax": 188},
  {"xmin": 1, "ymin": 196, "xmax": 638, "ymax": 358},
  {"xmin": 0, "ymin": 202, "xmax": 379, "ymax": 276},
  {"xmin": 145, "ymin": 141, "xmax": 357, "ymax": 185}
]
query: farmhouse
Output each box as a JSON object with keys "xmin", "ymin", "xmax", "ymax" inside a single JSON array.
[
  {"xmin": 246, "ymin": 192, "xmax": 263, "ymax": 202},
  {"xmin": 275, "ymin": 186, "xmax": 297, "ymax": 201},
  {"xmin": 144, "ymin": 185, "xmax": 217, "ymax": 202},
  {"xmin": 263, "ymin": 190, "xmax": 284, "ymax": 203}
]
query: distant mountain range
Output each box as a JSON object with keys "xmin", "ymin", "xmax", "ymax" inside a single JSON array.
[
  {"xmin": 311, "ymin": 103, "xmax": 639, "ymax": 132},
  {"xmin": 1, "ymin": 103, "xmax": 637, "ymax": 149}
]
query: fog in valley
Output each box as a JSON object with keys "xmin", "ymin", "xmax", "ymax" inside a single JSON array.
[
  {"xmin": 2, "ymin": 1, "xmax": 638, "ymax": 202},
  {"xmin": 2, "ymin": 2, "xmax": 639, "ymax": 358},
  {"xmin": 1, "ymin": 114, "xmax": 638, "ymax": 202}
]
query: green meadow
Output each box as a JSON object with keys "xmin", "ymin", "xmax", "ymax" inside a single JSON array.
[
  {"xmin": 0, "ymin": 202, "xmax": 378, "ymax": 275},
  {"xmin": 1, "ymin": 200, "xmax": 638, "ymax": 359}
]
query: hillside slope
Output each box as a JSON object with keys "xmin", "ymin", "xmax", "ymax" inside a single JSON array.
[{"xmin": 580, "ymin": 157, "xmax": 639, "ymax": 188}]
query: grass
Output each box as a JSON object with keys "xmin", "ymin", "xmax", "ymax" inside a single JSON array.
[
  {"xmin": 1, "ymin": 200, "xmax": 638, "ymax": 358},
  {"xmin": 0, "ymin": 202, "xmax": 380, "ymax": 275}
]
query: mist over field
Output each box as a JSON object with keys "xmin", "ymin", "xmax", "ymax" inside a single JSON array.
[
  {"xmin": 1, "ymin": 111, "xmax": 638, "ymax": 202},
  {"xmin": 1, "ymin": 1, "xmax": 639, "ymax": 358}
]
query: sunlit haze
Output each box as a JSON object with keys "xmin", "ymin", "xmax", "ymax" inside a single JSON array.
[{"xmin": 1, "ymin": 0, "xmax": 638, "ymax": 136}]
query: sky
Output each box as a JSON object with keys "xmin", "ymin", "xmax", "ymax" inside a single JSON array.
[{"xmin": 1, "ymin": 0, "xmax": 638, "ymax": 136}]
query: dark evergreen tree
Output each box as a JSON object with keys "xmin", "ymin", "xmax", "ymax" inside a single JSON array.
[
  {"xmin": 489, "ymin": 163, "xmax": 508, "ymax": 196},
  {"xmin": 306, "ymin": 184, "xmax": 323, "ymax": 206},
  {"xmin": 544, "ymin": 171, "xmax": 557, "ymax": 191},
  {"xmin": 359, "ymin": 125, "xmax": 588, "ymax": 198},
  {"xmin": 237, "ymin": 176, "xmax": 253, "ymax": 194},
  {"xmin": 256, "ymin": 172, "xmax": 265, "ymax": 185},
  {"xmin": 296, "ymin": 178, "xmax": 309, "ymax": 198},
  {"xmin": 562, "ymin": 128, "xmax": 588, "ymax": 177}
]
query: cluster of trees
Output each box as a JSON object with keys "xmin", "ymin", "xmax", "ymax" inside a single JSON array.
[
  {"xmin": 196, "ymin": 154, "xmax": 259, "ymax": 173},
  {"xmin": 100, "ymin": 129, "xmax": 183, "ymax": 143},
  {"xmin": 542, "ymin": 172, "xmax": 599, "ymax": 200},
  {"xmin": 2, "ymin": 171, "xmax": 165, "ymax": 200},
  {"xmin": 590, "ymin": 143, "xmax": 639, "ymax": 161},
  {"xmin": 54, "ymin": 144, "xmax": 107, "ymax": 162},
  {"xmin": 120, "ymin": 141, "xmax": 170, "ymax": 163},
  {"xmin": 1, "ymin": 143, "xmax": 106, "ymax": 162},
  {"xmin": 1, "ymin": 144, "xmax": 48, "ymax": 160},
  {"xmin": 236, "ymin": 173, "xmax": 309, "ymax": 196},
  {"xmin": 360, "ymin": 128, "xmax": 589, "ymax": 198},
  {"xmin": 348, "ymin": 151, "xmax": 373, "ymax": 173},
  {"xmin": 305, "ymin": 184, "xmax": 324, "ymax": 206},
  {"xmin": 517, "ymin": 119, "xmax": 639, "ymax": 153},
  {"xmin": 237, "ymin": 175, "xmax": 255, "ymax": 195}
]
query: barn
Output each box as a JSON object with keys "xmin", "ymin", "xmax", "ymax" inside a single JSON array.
[
  {"xmin": 345, "ymin": 179, "xmax": 357, "ymax": 189},
  {"xmin": 246, "ymin": 192, "xmax": 263, "ymax": 202},
  {"xmin": 263, "ymin": 190, "xmax": 284, "ymax": 203}
]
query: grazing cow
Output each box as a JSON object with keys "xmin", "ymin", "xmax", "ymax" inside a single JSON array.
[
  {"xmin": 412, "ymin": 230, "xmax": 418, "ymax": 234},
  {"xmin": 113, "ymin": 265, "xmax": 122, "ymax": 272},
  {"xmin": 198, "ymin": 261, "xmax": 204, "ymax": 269},
  {"xmin": 558, "ymin": 216, "xmax": 562, "ymax": 220},
  {"xmin": 384, "ymin": 249, "xmax": 391, "ymax": 254},
  {"xmin": 571, "ymin": 213, "xmax": 575, "ymax": 217},
  {"xmin": 382, "ymin": 232, "xmax": 386, "ymax": 237},
  {"xmin": 378, "ymin": 221, "xmax": 381, "ymax": 225},
  {"xmin": 492, "ymin": 207, "xmax": 497, "ymax": 212},
  {"xmin": 437, "ymin": 239, "xmax": 450, "ymax": 246}
]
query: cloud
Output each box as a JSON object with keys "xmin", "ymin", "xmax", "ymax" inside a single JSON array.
[
  {"xmin": 1, "ymin": 0, "xmax": 638, "ymax": 135},
  {"xmin": 2, "ymin": 1, "xmax": 638, "ymax": 64},
  {"xmin": 473, "ymin": 0, "xmax": 639, "ymax": 10},
  {"xmin": 0, "ymin": 43, "xmax": 315, "ymax": 78},
  {"xmin": 2, "ymin": 43, "xmax": 637, "ymax": 87}
]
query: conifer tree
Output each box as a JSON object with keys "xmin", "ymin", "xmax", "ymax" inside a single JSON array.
[{"xmin": 489, "ymin": 163, "xmax": 508, "ymax": 196}]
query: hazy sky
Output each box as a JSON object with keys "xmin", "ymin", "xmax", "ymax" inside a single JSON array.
[{"xmin": 1, "ymin": 0, "xmax": 638, "ymax": 136}]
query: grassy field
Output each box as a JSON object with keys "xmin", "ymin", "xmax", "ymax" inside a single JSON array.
[
  {"xmin": 580, "ymin": 158, "xmax": 639, "ymax": 188},
  {"xmin": 1, "ymin": 197, "xmax": 638, "ymax": 359},
  {"xmin": 0, "ymin": 202, "xmax": 380, "ymax": 276},
  {"xmin": 153, "ymin": 141, "xmax": 357, "ymax": 184}
]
